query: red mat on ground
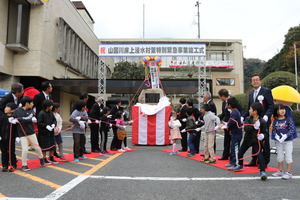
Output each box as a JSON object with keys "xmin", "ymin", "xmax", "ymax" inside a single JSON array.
[
  {"xmin": 161, "ymin": 149, "xmax": 278, "ymax": 174},
  {"xmin": 1, "ymin": 149, "xmax": 138, "ymax": 170}
]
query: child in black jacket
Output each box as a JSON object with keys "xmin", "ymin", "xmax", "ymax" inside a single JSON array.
[{"xmin": 0, "ymin": 102, "xmax": 18, "ymax": 172}]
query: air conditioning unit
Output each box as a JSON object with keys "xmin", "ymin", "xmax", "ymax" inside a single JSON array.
[{"xmin": 26, "ymin": 0, "xmax": 44, "ymax": 5}]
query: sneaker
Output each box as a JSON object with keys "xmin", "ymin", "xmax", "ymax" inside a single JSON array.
[
  {"xmin": 79, "ymin": 155, "xmax": 88, "ymax": 159},
  {"xmin": 101, "ymin": 150, "xmax": 111, "ymax": 155},
  {"xmin": 169, "ymin": 152, "xmax": 175, "ymax": 155},
  {"xmin": 186, "ymin": 154, "xmax": 195, "ymax": 158},
  {"xmin": 272, "ymin": 170, "xmax": 284, "ymax": 177},
  {"xmin": 124, "ymin": 147, "xmax": 131, "ymax": 150},
  {"xmin": 2, "ymin": 167, "xmax": 8, "ymax": 172},
  {"xmin": 44, "ymin": 158, "xmax": 51, "ymax": 166},
  {"xmin": 54, "ymin": 152, "xmax": 61, "ymax": 158},
  {"xmin": 9, "ymin": 167, "xmax": 15, "ymax": 172},
  {"xmin": 74, "ymin": 158, "xmax": 79, "ymax": 163},
  {"xmin": 174, "ymin": 151, "xmax": 180, "ymax": 154},
  {"xmin": 229, "ymin": 165, "xmax": 244, "ymax": 171},
  {"xmin": 59, "ymin": 156, "xmax": 68, "ymax": 162},
  {"xmin": 225, "ymin": 163, "xmax": 232, "ymax": 167},
  {"xmin": 205, "ymin": 159, "xmax": 216, "ymax": 164},
  {"xmin": 260, "ymin": 171, "xmax": 267, "ymax": 180},
  {"xmin": 22, "ymin": 165, "xmax": 30, "ymax": 171},
  {"xmin": 200, "ymin": 158, "xmax": 209, "ymax": 162},
  {"xmin": 118, "ymin": 149, "xmax": 125, "ymax": 153},
  {"xmin": 49, "ymin": 157, "xmax": 58, "ymax": 164},
  {"xmin": 282, "ymin": 172, "xmax": 292, "ymax": 180},
  {"xmin": 40, "ymin": 158, "xmax": 45, "ymax": 167}
]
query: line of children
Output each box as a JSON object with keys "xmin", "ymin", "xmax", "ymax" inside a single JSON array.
[{"xmin": 168, "ymin": 111, "xmax": 182, "ymax": 155}]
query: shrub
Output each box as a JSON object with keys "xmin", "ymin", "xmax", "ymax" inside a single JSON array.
[
  {"xmin": 262, "ymin": 71, "xmax": 299, "ymax": 90},
  {"xmin": 234, "ymin": 93, "xmax": 248, "ymax": 110}
]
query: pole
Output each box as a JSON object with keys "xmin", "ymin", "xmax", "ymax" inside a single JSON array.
[
  {"xmin": 294, "ymin": 42, "xmax": 298, "ymax": 110},
  {"xmin": 195, "ymin": 1, "xmax": 200, "ymax": 39}
]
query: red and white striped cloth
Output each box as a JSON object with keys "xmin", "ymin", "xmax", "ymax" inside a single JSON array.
[{"xmin": 132, "ymin": 106, "xmax": 171, "ymax": 145}]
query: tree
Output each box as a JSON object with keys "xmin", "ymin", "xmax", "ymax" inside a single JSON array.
[
  {"xmin": 112, "ymin": 61, "xmax": 145, "ymax": 79},
  {"xmin": 243, "ymin": 58, "xmax": 265, "ymax": 91},
  {"xmin": 261, "ymin": 71, "xmax": 300, "ymax": 90}
]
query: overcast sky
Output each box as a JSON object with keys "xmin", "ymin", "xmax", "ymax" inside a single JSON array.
[{"xmin": 80, "ymin": 0, "xmax": 300, "ymax": 61}]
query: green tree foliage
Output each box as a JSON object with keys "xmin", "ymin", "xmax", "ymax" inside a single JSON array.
[
  {"xmin": 112, "ymin": 61, "xmax": 145, "ymax": 79},
  {"xmin": 234, "ymin": 93, "xmax": 248, "ymax": 110},
  {"xmin": 261, "ymin": 71, "xmax": 299, "ymax": 90},
  {"xmin": 260, "ymin": 26, "xmax": 300, "ymax": 78},
  {"xmin": 243, "ymin": 58, "xmax": 265, "ymax": 91}
]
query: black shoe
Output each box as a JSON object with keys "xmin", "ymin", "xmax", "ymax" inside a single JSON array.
[
  {"xmin": 92, "ymin": 150, "xmax": 100, "ymax": 153},
  {"xmin": 218, "ymin": 157, "xmax": 229, "ymax": 160},
  {"xmin": 8, "ymin": 167, "xmax": 15, "ymax": 172},
  {"xmin": 54, "ymin": 151, "xmax": 61, "ymax": 158},
  {"xmin": 2, "ymin": 167, "xmax": 8, "ymax": 172},
  {"xmin": 83, "ymin": 151, "xmax": 91, "ymax": 154},
  {"xmin": 49, "ymin": 157, "xmax": 58, "ymax": 164},
  {"xmin": 245, "ymin": 162, "xmax": 257, "ymax": 167},
  {"xmin": 22, "ymin": 165, "xmax": 30, "ymax": 171},
  {"xmin": 179, "ymin": 150, "xmax": 187, "ymax": 152},
  {"xmin": 200, "ymin": 154, "xmax": 205, "ymax": 157},
  {"xmin": 40, "ymin": 158, "xmax": 45, "ymax": 167}
]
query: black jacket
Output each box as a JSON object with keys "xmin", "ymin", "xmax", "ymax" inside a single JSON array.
[
  {"xmin": 37, "ymin": 110, "xmax": 57, "ymax": 136},
  {"xmin": 0, "ymin": 114, "xmax": 17, "ymax": 141},
  {"xmin": 0, "ymin": 93, "xmax": 21, "ymax": 113},
  {"xmin": 13, "ymin": 107, "xmax": 36, "ymax": 137},
  {"xmin": 33, "ymin": 92, "xmax": 52, "ymax": 116}
]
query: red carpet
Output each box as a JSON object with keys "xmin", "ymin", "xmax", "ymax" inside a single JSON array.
[
  {"xmin": 161, "ymin": 149, "xmax": 278, "ymax": 174},
  {"xmin": 1, "ymin": 149, "xmax": 138, "ymax": 170}
]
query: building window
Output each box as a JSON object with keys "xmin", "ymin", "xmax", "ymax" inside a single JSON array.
[
  {"xmin": 216, "ymin": 78, "xmax": 235, "ymax": 86},
  {"xmin": 210, "ymin": 52, "xmax": 227, "ymax": 61},
  {"xmin": 6, "ymin": 0, "xmax": 31, "ymax": 51},
  {"xmin": 57, "ymin": 18, "xmax": 99, "ymax": 78}
]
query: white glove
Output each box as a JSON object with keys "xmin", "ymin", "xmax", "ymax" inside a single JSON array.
[
  {"xmin": 195, "ymin": 121, "xmax": 199, "ymax": 125},
  {"xmin": 240, "ymin": 117, "xmax": 244, "ymax": 122},
  {"xmin": 257, "ymin": 133, "xmax": 264, "ymax": 140},
  {"xmin": 32, "ymin": 117, "xmax": 37, "ymax": 123},
  {"xmin": 128, "ymin": 120, "xmax": 133, "ymax": 124},
  {"xmin": 228, "ymin": 109, "xmax": 232, "ymax": 113},
  {"xmin": 123, "ymin": 126, "xmax": 127, "ymax": 129},
  {"xmin": 221, "ymin": 122, "xmax": 228, "ymax": 129},
  {"xmin": 214, "ymin": 126, "xmax": 219, "ymax": 131},
  {"xmin": 263, "ymin": 115, "xmax": 268, "ymax": 122},
  {"xmin": 275, "ymin": 134, "xmax": 280, "ymax": 142},
  {"xmin": 182, "ymin": 118, "xmax": 187, "ymax": 122},
  {"xmin": 8, "ymin": 117, "xmax": 17, "ymax": 124},
  {"xmin": 46, "ymin": 125, "xmax": 53, "ymax": 131},
  {"xmin": 195, "ymin": 128, "xmax": 201, "ymax": 132},
  {"xmin": 95, "ymin": 120, "xmax": 100, "ymax": 124},
  {"xmin": 75, "ymin": 116, "xmax": 81, "ymax": 121},
  {"xmin": 254, "ymin": 120, "xmax": 260, "ymax": 130},
  {"xmin": 109, "ymin": 124, "xmax": 112, "ymax": 128},
  {"xmin": 279, "ymin": 133, "xmax": 287, "ymax": 143},
  {"xmin": 51, "ymin": 124, "xmax": 55, "ymax": 129},
  {"xmin": 181, "ymin": 129, "xmax": 186, "ymax": 133},
  {"xmin": 87, "ymin": 119, "xmax": 92, "ymax": 124},
  {"xmin": 0, "ymin": 136, "xmax": 1, "ymax": 141},
  {"xmin": 79, "ymin": 121, "xmax": 85, "ymax": 129},
  {"xmin": 15, "ymin": 137, "xmax": 20, "ymax": 143},
  {"xmin": 107, "ymin": 115, "xmax": 112, "ymax": 119}
]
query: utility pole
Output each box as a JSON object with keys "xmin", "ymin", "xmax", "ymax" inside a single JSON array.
[
  {"xmin": 294, "ymin": 42, "xmax": 298, "ymax": 110},
  {"xmin": 195, "ymin": 1, "xmax": 200, "ymax": 39}
]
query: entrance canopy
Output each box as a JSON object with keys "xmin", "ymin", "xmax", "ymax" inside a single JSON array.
[{"xmin": 51, "ymin": 79, "xmax": 211, "ymax": 95}]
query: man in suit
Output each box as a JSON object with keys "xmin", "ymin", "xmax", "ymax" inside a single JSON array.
[
  {"xmin": 218, "ymin": 89, "xmax": 245, "ymax": 160},
  {"xmin": 89, "ymin": 96, "xmax": 104, "ymax": 152},
  {"xmin": 203, "ymin": 91, "xmax": 217, "ymax": 152},
  {"xmin": 0, "ymin": 83, "xmax": 24, "ymax": 113},
  {"xmin": 110, "ymin": 99, "xmax": 121, "ymax": 151},
  {"xmin": 242, "ymin": 74, "xmax": 274, "ymax": 166},
  {"xmin": 33, "ymin": 81, "xmax": 53, "ymax": 116},
  {"xmin": 177, "ymin": 98, "xmax": 188, "ymax": 152}
]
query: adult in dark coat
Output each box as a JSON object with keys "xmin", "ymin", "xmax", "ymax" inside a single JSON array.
[
  {"xmin": 0, "ymin": 83, "xmax": 24, "ymax": 113},
  {"xmin": 218, "ymin": 89, "xmax": 245, "ymax": 160},
  {"xmin": 242, "ymin": 74, "xmax": 274, "ymax": 166},
  {"xmin": 177, "ymin": 98, "xmax": 188, "ymax": 152},
  {"xmin": 89, "ymin": 96, "xmax": 104, "ymax": 152},
  {"xmin": 110, "ymin": 99, "xmax": 121, "ymax": 151},
  {"xmin": 33, "ymin": 81, "xmax": 53, "ymax": 116}
]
